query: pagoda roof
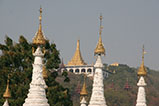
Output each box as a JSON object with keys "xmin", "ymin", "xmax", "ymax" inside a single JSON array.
[{"xmin": 67, "ymin": 40, "xmax": 87, "ymax": 66}]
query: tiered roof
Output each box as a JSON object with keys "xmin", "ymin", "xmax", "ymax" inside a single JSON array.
[{"xmin": 67, "ymin": 40, "xmax": 87, "ymax": 66}]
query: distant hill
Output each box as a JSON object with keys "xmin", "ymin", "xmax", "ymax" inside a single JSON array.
[{"xmin": 57, "ymin": 64, "xmax": 159, "ymax": 106}]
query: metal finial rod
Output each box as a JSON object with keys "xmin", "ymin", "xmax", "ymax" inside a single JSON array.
[
  {"xmin": 142, "ymin": 45, "xmax": 145, "ymax": 64},
  {"xmin": 99, "ymin": 14, "xmax": 103, "ymax": 36},
  {"xmin": 38, "ymin": 7, "xmax": 42, "ymax": 31},
  {"xmin": 100, "ymin": 14, "xmax": 103, "ymax": 26},
  {"xmin": 39, "ymin": 7, "xmax": 42, "ymax": 24}
]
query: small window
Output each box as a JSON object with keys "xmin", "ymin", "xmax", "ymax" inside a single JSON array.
[
  {"xmin": 75, "ymin": 69, "xmax": 79, "ymax": 73},
  {"xmin": 87, "ymin": 69, "xmax": 92, "ymax": 73},
  {"xmin": 69, "ymin": 69, "xmax": 73, "ymax": 73},
  {"xmin": 81, "ymin": 69, "xmax": 86, "ymax": 73}
]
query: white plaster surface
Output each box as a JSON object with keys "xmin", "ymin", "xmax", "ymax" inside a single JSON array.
[
  {"xmin": 136, "ymin": 76, "xmax": 147, "ymax": 106},
  {"xmin": 88, "ymin": 56, "xmax": 107, "ymax": 106},
  {"xmin": 23, "ymin": 47, "xmax": 49, "ymax": 106}
]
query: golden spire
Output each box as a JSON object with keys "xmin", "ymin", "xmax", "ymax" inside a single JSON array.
[
  {"xmin": 94, "ymin": 14, "xmax": 105, "ymax": 55},
  {"xmin": 137, "ymin": 45, "xmax": 147, "ymax": 76},
  {"xmin": 3, "ymin": 79, "xmax": 11, "ymax": 98},
  {"xmin": 67, "ymin": 40, "xmax": 87, "ymax": 66},
  {"xmin": 33, "ymin": 7, "xmax": 46, "ymax": 45},
  {"xmin": 43, "ymin": 66, "xmax": 48, "ymax": 79},
  {"xmin": 80, "ymin": 75, "xmax": 88, "ymax": 96}
]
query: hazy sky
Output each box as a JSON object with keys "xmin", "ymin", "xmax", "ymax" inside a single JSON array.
[{"xmin": 0, "ymin": 0, "xmax": 159, "ymax": 70}]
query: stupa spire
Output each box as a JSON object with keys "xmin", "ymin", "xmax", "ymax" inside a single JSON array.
[
  {"xmin": 3, "ymin": 78, "xmax": 11, "ymax": 106},
  {"xmin": 137, "ymin": 45, "xmax": 147, "ymax": 76},
  {"xmin": 67, "ymin": 40, "xmax": 86, "ymax": 66},
  {"xmin": 3, "ymin": 79, "xmax": 11, "ymax": 99},
  {"xmin": 33, "ymin": 7, "xmax": 46, "ymax": 45},
  {"xmin": 94, "ymin": 14, "xmax": 105, "ymax": 55}
]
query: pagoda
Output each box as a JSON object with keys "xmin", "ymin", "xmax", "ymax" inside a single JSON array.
[
  {"xmin": 110, "ymin": 80, "xmax": 115, "ymax": 90},
  {"xmin": 124, "ymin": 78, "xmax": 131, "ymax": 91},
  {"xmin": 3, "ymin": 78, "xmax": 11, "ymax": 106},
  {"xmin": 57, "ymin": 58, "xmax": 67, "ymax": 72},
  {"xmin": 67, "ymin": 40, "xmax": 86, "ymax": 66},
  {"xmin": 23, "ymin": 7, "xmax": 49, "ymax": 106},
  {"xmin": 66, "ymin": 40, "xmax": 94, "ymax": 76},
  {"xmin": 136, "ymin": 45, "xmax": 147, "ymax": 106},
  {"xmin": 88, "ymin": 15, "xmax": 107, "ymax": 106}
]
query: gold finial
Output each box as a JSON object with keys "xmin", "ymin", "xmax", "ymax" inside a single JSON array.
[
  {"xmin": 80, "ymin": 75, "xmax": 88, "ymax": 96},
  {"xmin": 3, "ymin": 78, "xmax": 11, "ymax": 98},
  {"xmin": 137, "ymin": 45, "xmax": 147, "ymax": 76},
  {"xmin": 67, "ymin": 40, "xmax": 87, "ymax": 66},
  {"xmin": 94, "ymin": 14, "xmax": 105, "ymax": 55},
  {"xmin": 33, "ymin": 7, "xmax": 46, "ymax": 45},
  {"xmin": 43, "ymin": 66, "xmax": 48, "ymax": 79}
]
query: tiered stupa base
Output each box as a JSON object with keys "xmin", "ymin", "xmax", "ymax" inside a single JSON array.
[{"xmin": 23, "ymin": 84, "xmax": 49, "ymax": 106}]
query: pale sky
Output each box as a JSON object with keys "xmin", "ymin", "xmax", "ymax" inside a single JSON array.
[{"xmin": 0, "ymin": 0, "xmax": 159, "ymax": 70}]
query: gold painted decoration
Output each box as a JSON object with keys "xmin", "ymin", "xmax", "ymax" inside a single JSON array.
[
  {"xmin": 94, "ymin": 15, "xmax": 105, "ymax": 55},
  {"xmin": 43, "ymin": 66, "xmax": 48, "ymax": 79},
  {"xmin": 33, "ymin": 7, "xmax": 46, "ymax": 45},
  {"xmin": 32, "ymin": 47, "xmax": 35, "ymax": 53},
  {"xmin": 137, "ymin": 45, "xmax": 147, "ymax": 76},
  {"xmin": 67, "ymin": 40, "xmax": 87, "ymax": 66},
  {"xmin": 3, "ymin": 79, "xmax": 11, "ymax": 98}
]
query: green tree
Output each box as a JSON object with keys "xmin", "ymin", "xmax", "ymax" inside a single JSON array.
[{"xmin": 0, "ymin": 35, "xmax": 72, "ymax": 106}]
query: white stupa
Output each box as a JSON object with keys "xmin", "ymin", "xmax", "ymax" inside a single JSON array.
[
  {"xmin": 136, "ymin": 45, "xmax": 147, "ymax": 106},
  {"xmin": 80, "ymin": 97, "xmax": 87, "ymax": 106},
  {"xmin": 23, "ymin": 47, "xmax": 49, "ymax": 106},
  {"xmin": 88, "ymin": 56, "xmax": 107, "ymax": 106},
  {"xmin": 88, "ymin": 15, "xmax": 107, "ymax": 106},
  {"xmin": 3, "ymin": 100, "xmax": 9, "ymax": 106},
  {"xmin": 136, "ymin": 76, "xmax": 147, "ymax": 106},
  {"xmin": 3, "ymin": 99, "xmax": 9, "ymax": 106}
]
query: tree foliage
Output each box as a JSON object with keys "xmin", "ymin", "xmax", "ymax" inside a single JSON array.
[{"xmin": 0, "ymin": 36, "xmax": 72, "ymax": 106}]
